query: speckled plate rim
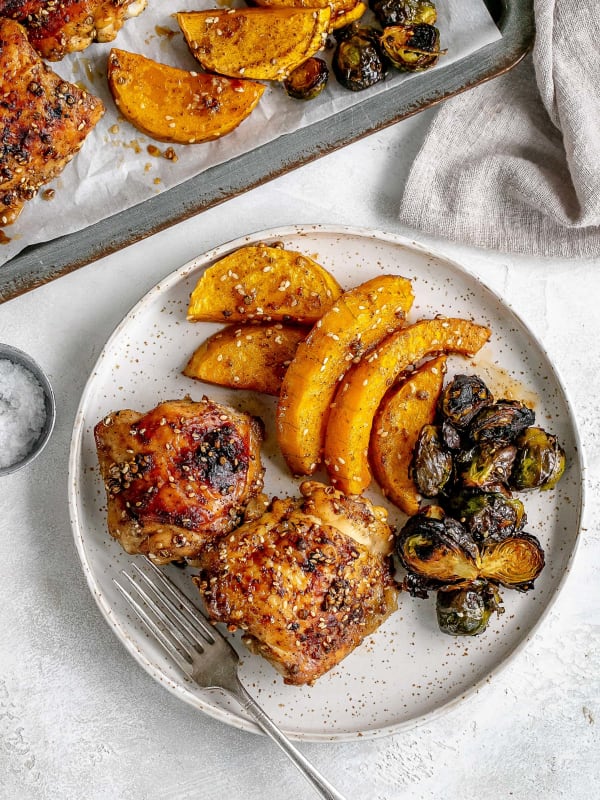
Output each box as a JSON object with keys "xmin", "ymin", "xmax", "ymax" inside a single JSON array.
[{"xmin": 68, "ymin": 223, "xmax": 586, "ymax": 742}]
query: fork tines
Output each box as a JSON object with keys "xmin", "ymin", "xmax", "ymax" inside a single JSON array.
[{"xmin": 114, "ymin": 560, "xmax": 215, "ymax": 671}]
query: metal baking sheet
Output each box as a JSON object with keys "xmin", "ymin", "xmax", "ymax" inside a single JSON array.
[{"xmin": 0, "ymin": 0, "xmax": 533, "ymax": 303}]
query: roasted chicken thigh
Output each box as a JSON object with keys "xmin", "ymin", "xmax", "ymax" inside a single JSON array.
[
  {"xmin": 196, "ymin": 481, "xmax": 398, "ymax": 685},
  {"xmin": 94, "ymin": 398, "xmax": 266, "ymax": 565},
  {"xmin": 0, "ymin": 18, "xmax": 104, "ymax": 225},
  {"xmin": 0, "ymin": 0, "xmax": 148, "ymax": 60}
]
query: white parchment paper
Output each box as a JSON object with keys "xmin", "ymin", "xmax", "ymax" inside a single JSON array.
[{"xmin": 1, "ymin": 0, "xmax": 500, "ymax": 266}]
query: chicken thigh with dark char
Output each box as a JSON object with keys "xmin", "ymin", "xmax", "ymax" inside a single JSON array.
[
  {"xmin": 0, "ymin": 17, "xmax": 104, "ymax": 225},
  {"xmin": 0, "ymin": 0, "xmax": 148, "ymax": 60},
  {"xmin": 94, "ymin": 397, "xmax": 266, "ymax": 565}
]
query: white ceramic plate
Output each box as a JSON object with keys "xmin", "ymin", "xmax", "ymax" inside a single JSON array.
[{"xmin": 68, "ymin": 225, "xmax": 584, "ymax": 742}]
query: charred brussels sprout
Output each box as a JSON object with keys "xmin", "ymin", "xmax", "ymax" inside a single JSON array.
[
  {"xmin": 332, "ymin": 25, "xmax": 387, "ymax": 91},
  {"xmin": 436, "ymin": 581, "xmax": 503, "ymax": 636},
  {"xmin": 480, "ymin": 533, "xmax": 545, "ymax": 591},
  {"xmin": 439, "ymin": 374, "xmax": 494, "ymax": 429},
  {"xmin": 380, "ymin": 23, "xmax": 441, "ymax": 72},
  {"xmin": 396, "ymin": 511, "xmax": 480, "ymax": 585},
  {"xmin": 446, "ymin": 489, "xmax": 526, "ymax": 542},
  {"xmin": 411, "ymin": 424, "xmax": 453, "ymax": 497},
  {"xmin": 284, "ymin": 58, "xmax": 329, "ymax": 100},
  {"xmin": 510, "ymin": 426, "xmax": 566, "ymax": 491},
  {"xmin": 468, "ymin": 400, "xmax": 535, "ymax": 445},
  {"xmin": 397, "ymin": 370, "xmax": 562, "ymax": 636},
  {"xmin": 460, "ymin": 442, "xmax": 517, "ymax": 492},
  {"xmin": 369, "ymin": 0, "xmax": 437, "ymax": 27}
]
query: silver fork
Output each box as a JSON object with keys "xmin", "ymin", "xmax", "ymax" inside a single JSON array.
[{"xmin": 114, "ymin": 560, "xmax": 347, "ymax": 800}]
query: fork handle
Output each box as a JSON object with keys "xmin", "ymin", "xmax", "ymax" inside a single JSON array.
[{"xmin": 233, "ymin": 679, "xmax": 347, "ymax": 800}]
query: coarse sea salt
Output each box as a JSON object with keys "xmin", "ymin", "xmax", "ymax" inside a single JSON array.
[{"xmin": 0, "ymin": 358, "xmax": 46, "ymax": 469}]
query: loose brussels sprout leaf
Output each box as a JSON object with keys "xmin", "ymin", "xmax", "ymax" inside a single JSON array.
[
  {"xmin": 418, "ymin": 503, "xmax": 445, "ymax": 520},
  {"xmin": 460, "ymin": 442, "xmax": 517, "ymax": 491},
  {"xmin": 332, "ymin": 25, "xmax": 387, "ymax": 90},
  {"xmin": 510, "ymin": 426, "xmax": 566, "ymax": 491},
  {"xmin": 369, "ymin": 0, "xmax": 437, "ymax": 27},
  {"xmin": 445, "ymin": 489, "xmax": 527, "ymax": 542},
  {"xmin": 380, "ymin": 23, "xmax": 442, "ymax": 72},
  {"xmin": 441, "ymin": 419, "xmax": 462, "ymax": 450},
  {"xmin": 396, "ymin": 512, "xmax": 480, "ymax": 585},
  {"xmin": 284, "ymin": 57, "xmax": 329, "ymax": 100},
  {"xmin": 468, "ymin": 400, "xmax": 535, "ymax": 445},
  {"xmin": 439, "ymin": 373, "xmax": 494, "ymax": 429},
  {"xmin": 436, "ymin": 581, "xmax": 503, "ymax": 636},
  {"xmin": 480, "ymin": 533, "xmax": 545, "ymax": 591},
  {"xmin": 411, "ymin": 424, "xmax": 453, "ymax": 497}
]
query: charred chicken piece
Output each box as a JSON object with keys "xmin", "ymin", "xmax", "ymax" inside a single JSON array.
[
  {"xmin": 0, "ymin": 18, "xmax": 104, "ymax": 225},
  {"xmin": 195, "ymin": 481, "xmax": 397, "ymax": 686},
  {"xmin": 94, "ymin": 397, "xmax": 266, "ymax": 565},
  {"xmin": 0, "ymin": 0, "xmax": 148, "ymax": 61}
]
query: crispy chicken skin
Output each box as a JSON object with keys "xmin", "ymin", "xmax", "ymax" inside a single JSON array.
[
  {"xmin": 0, "ymin": 18, "xmax": 104, "ymax": 225},
  {"xmin": 196, "ymin": 481, "xmax": 398, "ymax": 685},
  {"xmin": 94, "ymin": 397, "xmax": 266, "ymax": 565},
  {"xmin": 0, "ymin": 0, "xmax": 148, "ymax": 61}
]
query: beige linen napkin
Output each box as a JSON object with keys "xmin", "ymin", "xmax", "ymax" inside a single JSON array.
[{"xmin": 398, "ymin": 0, "xmax": 600, "ymax": 257}]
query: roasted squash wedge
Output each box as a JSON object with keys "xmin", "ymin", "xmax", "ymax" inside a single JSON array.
[
  {"xmin": 276, "ymin": 275, "xmax": 415, "ymax": 476},
  {"xmin": 107, "ymin": 49, "xmax": 264, "ymax": 144},
  {"xmin": 183, "ymin": 323, "xmax": 306, "ymax": 395},
  {"xmin": 251, "ymin": 0, "xmax": 366, "ymax": 30},
  {"xmin": 325, "ymin": 318, "xmax": 491, "ymax": 495},
  {"xmin": 187, "ymin": 244, "xmax": 342, "ymax": 323},
  {"xmin": 177, "ymin": 7, "xmax": 331, "ymax": 81},
  {"xmin": 329, "ymin": 1, "xmax": 368, "ymax": 29},
  {"xmin": 369, "ymin": 355, "xmax": 446, "ymax": 516}
]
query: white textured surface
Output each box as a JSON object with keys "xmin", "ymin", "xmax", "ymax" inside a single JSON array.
[{"xmin": 1, "ymin": 110, "xmax": 599, "ymax": 799}]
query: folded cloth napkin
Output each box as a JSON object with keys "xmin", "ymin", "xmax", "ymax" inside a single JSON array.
[{"xmin": 398, "ymin": 0, "xmax": 600, "ymax": 257}]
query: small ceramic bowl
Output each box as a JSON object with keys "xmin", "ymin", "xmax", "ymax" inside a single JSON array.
[{"xmin": 0, "ymin": 343, "xmax": 56, "ymax": 477}]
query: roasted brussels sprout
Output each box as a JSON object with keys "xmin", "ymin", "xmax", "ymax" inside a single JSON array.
[
  {"xmin": 460, "ymin": 442, "xmax": 517, "ymax": 491},
  {"xmin": 332, "ymin": 25, "xmax": 387, "ymax": 91},
  {"xmin": 468, "ymin": 400, "xmax": 535, "ymax": 445},
  {"xmin": 480, "ymin": 533, "xmax": 545, "ymax": 591},
  {"xmin": 397, "ymin": 511, "xmax": 545, "ymax": 592},
  {"xmin": 411, "ymin": 424, "xmax": 453, "ymax": 497},
  {"xmin": 284, "ymin": 57, "xmax": 329, "ymax": 100},
  {"xmin": 396, "ymin": 511, "xmax": 479, "ymax": 585},
  {"xmin": 369, "ymin": 0, "xmax": 437, "ymax": 27},
  {"xmin": 439, "ymin": 374, "xmax": 494, "ymax": 429},
  {"xmin": 446, "ymin": 489, "xmax": 526, "ymax": 542},
  {"xmin": 380, "ymin": 23, "xmax": 442, "ymax": 72},
  {"xmin": 397, "ymin": 369, "xmax": 562, "ymax": 636},
  {"xmin": 509, "ymin": 426, "xmax": 566, "ymax": 491},
  {"xmin": 436, "ymin": 581, "xmax": 503, "ymax": 636}
]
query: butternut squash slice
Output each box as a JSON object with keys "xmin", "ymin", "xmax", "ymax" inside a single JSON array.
[
  {"xmin": 251, "ymin": 0, "xmax": 366, "ymax": 30},
  {"xmin": 276, "ymin": 275, "xmax": 415, "ymax": 477},
  {"xmin": 369, "ymin": 355, "xmax": 447, "ymax": 516},
  {"xmin": 187, "ymin": 244, "xmax": 342, "ymax": 324},
  {"xmin": 325, "ymin": 318, "xmax": 491, "ymax": 495},
  {"xmin": 177, "ymin": 7, "xmax": 331, "ymax": 81},
  {"xmin": 183, "ymin": 323, "xmax": 306, "ymax": 395},
  {"xmin": 329, "ymin": 1, "xmax": 368, "ymax": 29},
  {"xmin": 107, "ymin": 49, "xmax": 264, "ymax": 144}
]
